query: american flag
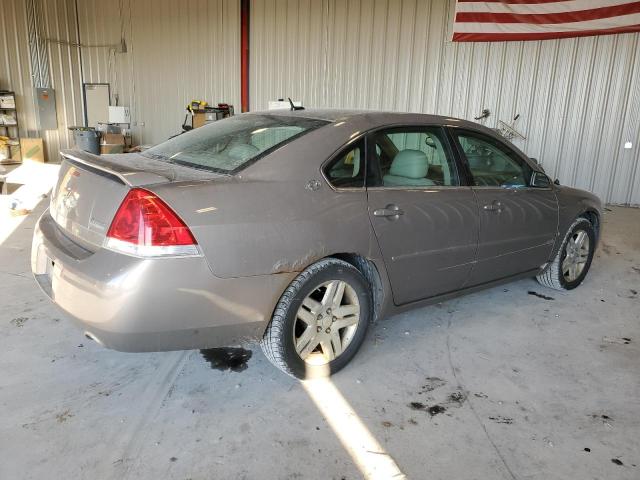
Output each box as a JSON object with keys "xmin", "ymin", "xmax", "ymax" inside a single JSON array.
[{"xmin": 452, "ymin": 0, "xmax": 640, "ymax": 42}]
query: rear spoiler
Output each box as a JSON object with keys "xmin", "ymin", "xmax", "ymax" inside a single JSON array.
[{"xmin": 60, "ymin": 149, "xmax": 172, "ymax": 187}]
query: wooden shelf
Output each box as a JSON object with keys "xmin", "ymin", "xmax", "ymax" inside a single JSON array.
[{"xmin": 0, "ymin": 92, "xmax": 20, "ymax": 163}]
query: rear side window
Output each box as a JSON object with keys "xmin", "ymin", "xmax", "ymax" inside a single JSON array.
[
  {"xmin": 369, "ymin": 127, "xmax": 460, "ymax": 187},
  {"xmin": 324, "ymin": 141, "xmax": 365, "ymax": 188},
  {"xmin": 454, "ymin": 131, "xmax": 532, "ymax": 187},
  {"xmin": 142, "ymin": 115, "xmax": 329, "ymax": 174}
]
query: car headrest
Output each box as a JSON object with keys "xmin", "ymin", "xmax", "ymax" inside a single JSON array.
[
  {"xmin": 228, "ymin": 143, "xmax": 260, "ymax": 161},
  {"xmin": 389, "ymin": 149, "xmax": 429, "ymax": 179},
  {"xmin": 345, "ymin": 149, "xmax": 360, "ymax": 177}
]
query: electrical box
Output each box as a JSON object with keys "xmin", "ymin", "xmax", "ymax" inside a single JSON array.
[
  {"xmin": 108, "ymin": 106, "xmax": 130, "ymax": 124},
  {"xmin": 36, "ymin": 88, "xmax": 58, "ymax": 130}
]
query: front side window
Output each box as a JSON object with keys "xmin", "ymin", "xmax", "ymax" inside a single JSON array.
[
  {"xmin": 324, "ymin": 141, "xmax": 365, "ymax": 188},
  {"xmin": 454, "ymin": 131, "xmax": 532, "ymax": 187},
  {"xmin": 368, "ymin": 127, "xmax": 460, "ymax": 187},
  {"xmin": 142, "ymin": 115, "xmax": 329, "ymax": 174}
]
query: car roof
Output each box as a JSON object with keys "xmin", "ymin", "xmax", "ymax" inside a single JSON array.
[
  {"xmin": 241, "ymin": 108, "xmax": 535, "ymax": 176},
  {"xmin": 248, "ymin": 108, "xmax": 483, "ymax": 130}
]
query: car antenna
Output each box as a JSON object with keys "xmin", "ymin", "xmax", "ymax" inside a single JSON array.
[{"xmin": 288, "ymin": 97, "xmax": 305, "ymax": 111}]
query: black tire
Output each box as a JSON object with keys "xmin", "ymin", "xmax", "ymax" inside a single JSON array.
[
  {"xmin": 537, "ymin": 217, "xmax": 596, "ymax": 291},
  {"xmin": 260, "ymin": 258, "xmax": 372, "ymax": 379}
]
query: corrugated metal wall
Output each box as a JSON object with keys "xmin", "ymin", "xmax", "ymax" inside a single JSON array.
[
  {"xmin": 0, "ymin": 0, "xmax": 83, "ymax": 162},
  {"xmin": 0, "ymin": 0, "xmax": 32, "ymax": 145},
  {"xmin": 1, "ymin": 0, "xmax": 239, "ymax": 155},
  {"xmin": 76, "ymin": 0, "xmax": 241, "ymax": 145},
  {"xmin": 2, "ymin": 0, "xmax": 638, "ymax": 204},
  {"xmin": 250, "ymin": 0, "xmax": 640, "ymax": 205}
]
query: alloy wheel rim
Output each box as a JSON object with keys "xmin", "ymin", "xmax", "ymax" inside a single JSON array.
[
  {"xmin": 293, "ymin": 280, "xmax": 360, "ymax": 365},
  {"xmin": 562, "ymin": 230, "xmax": 590, "ymax": 282}
]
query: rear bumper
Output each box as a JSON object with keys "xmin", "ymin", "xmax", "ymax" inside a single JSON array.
[{"xmin": 31, "ymin": 210, "xmax": 296, "ymax": 352}]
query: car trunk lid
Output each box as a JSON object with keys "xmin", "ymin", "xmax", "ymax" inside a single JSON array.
[{"xmin": 50, "ymin": 149, "xmax": 224, "ymax": 250}]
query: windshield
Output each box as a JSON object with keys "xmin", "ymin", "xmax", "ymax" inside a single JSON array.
[{"xmin": 142, "ymin": 114, "xmax": 329, "ymax": 174}]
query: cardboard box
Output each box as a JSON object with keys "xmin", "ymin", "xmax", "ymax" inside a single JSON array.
[
  {"xmin": 192, "ymin": 112, "xmax": 206, "ymax": 129},
  {"xmin": 192, "ymin": 111, "xmax": 223, "ymax": 129},
  {"xmin": 20, "ymin": 138, "xmax": 45, "ymax": 162},
  {"xmin": 100, "ymin": 144, "xmax": 124, "ymax": 154},
  {"xmin": 0, "ymin": 144, "xmax": 9, "ymax": 162},
  {"xmin": 99, "ymin": 131, "xmax": 126, "ymax": 154},
  {"xmin": 101, "ymin": 133, "xmax": 125, "ymax": 145}
]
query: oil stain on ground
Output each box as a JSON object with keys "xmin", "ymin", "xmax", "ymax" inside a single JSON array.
[
  {"xmin": 409, "ymin": 401, "xmax": 447, "ymax": 416},
  {"xmin": 428, "ymin": 405, "xmax": 447, "ymax": 416},
  {"xmin": 200, "ymin": 347, "xmax": 252, "ymax": 372},
  {"xmin": 488, "ymin": 415, "xmax": 513, "ymax": 424},
  {"xmin": 410, "ymin": 382, "xmax": 467, "ymax": 417},
  {"xmin": 55, "ymin": 410, "xmax": 74, "ymax": 423},
  {"xmin": 448, "ymin": 391, "xmax": 467, "ymax": 405},
  {"xmin": 420, "ymin": 377, "xmax": 446, "ymax": 394},
  {"xmin": 10, "ymin": 317, "xmax": 28, "ymax": 327}
]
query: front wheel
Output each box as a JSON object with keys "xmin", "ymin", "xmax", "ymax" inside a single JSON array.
[
  {"xmin": 537, "ymin": 217, "xmax": 596, "ymax": 291},
  {"xmin": 261, "ymin": 258, "xmax": 372, "ymax": 379}
]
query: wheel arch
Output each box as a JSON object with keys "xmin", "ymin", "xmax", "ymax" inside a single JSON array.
[
  {"xmin": 579, "ymin": 209, "xmax": 601, "ymax": 240},
  {"xmin": 325, "ymin": 253, "xmax": 387, "ymax": 323}
]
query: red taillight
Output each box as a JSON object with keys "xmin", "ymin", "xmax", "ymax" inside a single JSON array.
[{"xmin": 105, "ymin": 188, "xmax": 198, "ymax": 257}]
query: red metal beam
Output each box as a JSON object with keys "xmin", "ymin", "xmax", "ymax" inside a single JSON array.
[{"xmin": 240, "ymin": 0, "xmax": 250, "ymax": 112}]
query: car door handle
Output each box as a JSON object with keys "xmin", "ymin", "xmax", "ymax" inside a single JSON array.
[
  {"xmin": 373, "ymin": 205, "xmax": 404, "ymax": 218},
  {"xmin": 483, "ymin": 201, "xmax": 503, "ymax": 213}
]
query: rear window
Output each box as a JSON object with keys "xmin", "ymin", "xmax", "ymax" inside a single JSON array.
[{"xmin": 142, "ymin": 114, "xmax": 329, "ymax": 174}]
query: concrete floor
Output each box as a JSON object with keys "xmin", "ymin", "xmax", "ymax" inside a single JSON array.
[{"xmin": 1, "ymin": 203, "xmax": 639, "ymax": 480}]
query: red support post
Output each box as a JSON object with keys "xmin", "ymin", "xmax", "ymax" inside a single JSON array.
[{"xmin": 240, "ymin": 0, "xmax": 250, "ymax": 112}]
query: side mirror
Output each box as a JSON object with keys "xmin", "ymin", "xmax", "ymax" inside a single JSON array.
[{"xmin": 531, "ymin": 171, "xmax": 551, "ymax": 188}]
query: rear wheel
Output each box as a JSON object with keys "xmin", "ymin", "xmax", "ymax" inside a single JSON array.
[
  {"xmin": 537, "ymin": 217, "xmax": 596, "ymax": 291},
  {"xmin": 261, "ymin": 258, "xmax": 372, "ymax": 379}
]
